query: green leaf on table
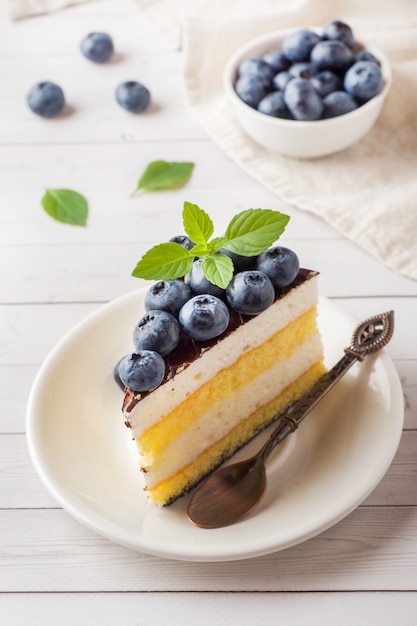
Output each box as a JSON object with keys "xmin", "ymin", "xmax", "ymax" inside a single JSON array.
[
  {"xmin": 131, "ymin": 242, "xmax": 194, "ymax": 280},
  {"xmin": 135, "ymin": 160, "xmax": 195, "ymax": 193},
  {"xmin": 41, "ymin": 188, "xmax": 88, "ymax": 226}
]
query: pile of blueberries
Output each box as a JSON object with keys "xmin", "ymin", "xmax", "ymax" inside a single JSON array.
[
  {"xmin": 234, "ymin": 19, "xmax": 384, "ymax": 120},
  {"xmin": 118, "ymin": 240, "xmax": 300, "ymax": 392},
  {"xmin": 26, "ymin": 32, "xmax": 151, "ymax": 118}
]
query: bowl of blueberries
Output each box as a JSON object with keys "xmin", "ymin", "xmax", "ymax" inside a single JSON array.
[{"xmin": 223, "ymin": 19, "xmax": 391, "ymax": 158}]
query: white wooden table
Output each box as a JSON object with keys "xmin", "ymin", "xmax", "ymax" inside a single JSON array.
[{"xmin": 1, "ymin": 1, "xmax": 416, "ymax": 623}]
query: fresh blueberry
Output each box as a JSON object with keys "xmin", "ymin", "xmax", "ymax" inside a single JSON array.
[
  {"xmin": 80, "ymin": 32, "xmax": 114, "ymax": 63},
  {"xmin": 282, "ymin": 29, "xmax": 321, "ymax": 62},
  {"xmin": 353, "ymin": 50, "xmax": 380, "ymax": 66},
  {"xmin": 118, "ymin": 351, "xmax": 165, "ymax": 392},
  {"xmin": 310, "ymin": 40, "xmax": 353, "ymax": 73},
  {"xmin": 219, "ymin": 248, "xmax": 257, "ymax": 272},
  {"xmin": 133, "ymin": 310, "xmax": 180, "ymax": 357},
  {"xmin": 288, "ymin": 62, "xmax": 319, "ymax": 79},
  {"xmin": 344, "ymin": 61, "xmax": 383, "ymax": 102},
  {"xmin": 322, "ymin": 91, "xmax": 358, "ymax": 118},
  {"xmin": 179, "ymin": 295, "xmax": 230, "ymax": 341},
  {"xmin": 262, "ymin": 50, "xmax": 291, "ymax": 73},
  {"xmin": 169, "ymin": 235, "xmax": 195, "ymax": 250},
  {"xmin": 235, "ymin": 74, "xmax": 269, "ymax": 109},
  {"xmin": 284, "ymin": 77, "xmax": 324, "ymax": 121},
  {"xmin": 144, "ymin": 280, "xmax": 192, "ymax": 317},
  {"xmin": 322, "ymin": 20, "xmax": 355, "ymax": 49},
  {"xmin": 257, "ymin": 91, "xmax": 292, "ymax": 119},
  {"xmin": 256, "ymin": 247, "xmax": 299, "ymax": 289},
  {"xmin": 26, "ymin": 81, "xmax": 65, "ymax": 118},
  {"xmin": 237, "ymin": 58, "xmax": 275, "ymax": 86},
  {"xmin": 115, "ymin": 81, "xmax": 151, "ymax": 113},
  {"xmin": 272, "ymin": 71, "xmax": 293, "ymax": 91},
  {"xmin": 310, "ymin": 70, "xmax": 343, "ymax": 97},
  {"xmin": 226, "ymin": 271, "xmax": 274, "ymax": 315},
  {"xmin": 185, "ymin": 258, "xmax": 226, "ymax": 299}
]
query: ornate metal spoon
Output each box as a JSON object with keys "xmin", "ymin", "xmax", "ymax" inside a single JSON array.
[{"xmin": 187, "ymin": 310, "xmax": 395, "ymax": 529}]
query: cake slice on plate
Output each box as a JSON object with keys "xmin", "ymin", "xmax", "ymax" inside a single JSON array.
[{"xmin": 118, "ymin": 203, "xmax": 325, "ymax": 506}]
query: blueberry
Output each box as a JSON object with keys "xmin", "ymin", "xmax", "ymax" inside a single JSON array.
[
  {"xmin": 284, "ymin": 78, "xmax": 324, "ymax": 121},
  {"xmin": 344, "ymin": 61, "xmax": 383, "ymax": 102},
  {"xmin": 115, "ymin": 81, "xmax": 151, "ymax": 113},
  {"xmin": 282, "ymin": 29, "xmax": 321, "ymax": 62},
  {"xmin": 257, "ymin": 91, "xmax": 292, "ymax": 119},
  {"xmin": 310, "ymin": 70, "xmax": 343, "ymax": 97},
  {"xmin": 26, "ymin": 81, "xmax": 65, "ymax": 118},
  {"xmin": 235, "ymin": 74, "xmax": 269, "ymax": 108},
  {"xmin": 80, "ymin": 32, "xmax": 114, "ymax": 63},
  {"xmin": 272, "ymin": 71, "xmax": 293, "ymax": 91},
  {"xmin": 262, "ymin": 50, "xmax": 291, "ymax": 73},
  {"xmin": 256, "ymin": 246, "xmax": 299, "ymax": 289},
  {"xmin": 144, "ymin": 280, "xmax": 192, "ymax": 317},
  {"xmin": 133, "ymin": 310, "xmax": 180, "ymax": 357},
  {"xmin": 169, "ymin": 235, "xmax": 195, "ymax": 250},
  {"xmin": 288, "ymin": 62, "xmax": 319, "ymax": 79},
  {"xmin": 322, "ymin": 91, "xmax": 358, "ymax": 118},
  {"xmin": 185, "ymin": 258, "xmax": 226, "ymax": 299},
  {"xmin": 322, "ymin": 20, "xmax": 355, "ymax": 49},
  {"xmin": 226, "ymin": 271, "xmax": 274, "ymax": 315},
  {"xmin": 237, "ymin": 58, "xmax": 275, "ymax": 86},
  {"xmin": 310, "ymin": 40, "xmax": 353, "ymax": 73},
  {"xmin": 118, "ymin": 351, "xmax": 165, "ymax": 392},
  {"xmin": 179, "ymin": 295, "xmax": 230, "ymax": 341},
  {"xmin": 219, "ymin": 248, "xmax": 257, "ymax": 272},
  {"xmin": 353, "ymin": 50, "xmax": 380, "ymax": 66}
]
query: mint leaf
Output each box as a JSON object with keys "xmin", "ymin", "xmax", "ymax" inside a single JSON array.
[
  {"xmin": 202, "ymin": 254, "xmax": 234, "ymax": 289},
  {"xmin": 183, "ymin": 201, "xmax": 213, "ymax": 245},
  {"xmin": 131, "ymin": 242, "xmax": 194, "ymax": 280},
  {"xmin": 135, "ymin": 161, "xmax": 195, "ymax": 193},
  {"xmin": 41, "ymin": 188, "xmax": 88, "ymax": 226},
  {"xmin": 224, "ymin": 208, "xmax": 290, "ymax": 256}
]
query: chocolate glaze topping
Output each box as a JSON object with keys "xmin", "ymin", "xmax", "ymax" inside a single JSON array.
[{"xmin": 123, "ymin": 268, "xmax": 317, "ymax": 414}]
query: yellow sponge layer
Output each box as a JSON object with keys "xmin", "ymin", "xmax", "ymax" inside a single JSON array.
[
  {"xmin": 139, "ymin": 307, "xmax": 318, "ymax": 456},
  {"xmin": 147, "ymin": 360, "xmax": 326, "ymax": 506}
]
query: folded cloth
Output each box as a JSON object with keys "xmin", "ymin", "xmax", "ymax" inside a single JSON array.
[
  {"xmin": 136, "ymin": 0, "xmax": 417, "ymax": 281},
  {"xmin": 7, "ymin": 0, "xmax": 90, "ymax": 20}
]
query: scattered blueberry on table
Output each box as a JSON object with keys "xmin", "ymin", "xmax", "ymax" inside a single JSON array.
[
  {"xmin": 234, "ymin": 19, "xmax": 384, "ymax": 120},
  {"xmin": 80, "ymin": 32, "xmax": 114, "ymax": 63},
  {"xmin": 26, "ymin": 81, "xmax": 65, "ymax": 118},
  {"xmin": 115, "ymin": 81, "xmax": 151, "ymax": 113}
]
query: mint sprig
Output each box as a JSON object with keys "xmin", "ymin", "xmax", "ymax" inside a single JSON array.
[
  {"xmin": 132, "ymin": 202, "xmax": 290, "ymax": 289},
  {"xmin": 41, "ymin": 188, "xmax": 88, "ymax": 226}
]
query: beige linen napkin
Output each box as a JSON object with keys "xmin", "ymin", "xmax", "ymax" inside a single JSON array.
[
  {"xmin": 136, "ymin": 0, "xmax": 417, "ymax": 282},
  {"xmin": 7, "ymin": 0, "xmax": 90, "ymax": 20}
]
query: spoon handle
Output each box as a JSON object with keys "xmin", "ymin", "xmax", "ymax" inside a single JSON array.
[
  {"xmin": 262, "ymin": 351, "xmax": 360, "ymax": 459},
  {"xmin": 262, "ymin": 308, "xmax": 395, "ymax": 460}
]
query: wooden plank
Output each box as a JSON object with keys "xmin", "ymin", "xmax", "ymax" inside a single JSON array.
[
  {"xmin": 1, "ymin": 507, "xmax": 417, "ymax": 591},
  {"xmin": 1, "ymin": 591, "xmax": 417, "ymax": 626}
]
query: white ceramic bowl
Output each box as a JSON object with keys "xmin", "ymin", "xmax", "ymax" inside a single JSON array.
[{"xmin": 223, "ymin": 29, "xmax": 392, "ymax": 158}]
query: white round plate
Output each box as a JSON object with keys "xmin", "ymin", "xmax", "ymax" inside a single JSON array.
[{"xmin": 26, "ymin": 291, "xmax": 404, "ymax": 562}]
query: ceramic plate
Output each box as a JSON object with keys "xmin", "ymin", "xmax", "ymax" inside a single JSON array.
[{"xmin": 26, "ymin": 291, "xmax": 404, "ymax": 562}]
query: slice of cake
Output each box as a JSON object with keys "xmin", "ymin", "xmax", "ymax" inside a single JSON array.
[{"xmin": 119, "ymin": 203, "xmax": 325, "ymax": 506}]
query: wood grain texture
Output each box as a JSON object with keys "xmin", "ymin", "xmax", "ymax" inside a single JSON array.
[{"xmin": 1, "ymin": 0, "xmax": 416, "ymax": 621}]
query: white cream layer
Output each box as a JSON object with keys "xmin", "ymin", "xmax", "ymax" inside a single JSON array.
[
  {"xmin": 127, "ymin": 275, "xmax": 318, "ymax": 438},
  {"xmin": 140, "ymin": 333, "xmax": 323, "ymax": 488}
]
